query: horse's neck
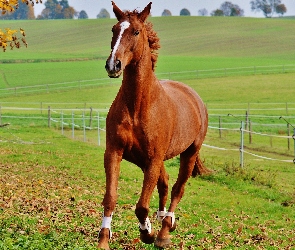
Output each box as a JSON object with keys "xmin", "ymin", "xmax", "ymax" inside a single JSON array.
[{"xmin": 121, "ymin": 48, "xmax": 158, "ymax": 116}]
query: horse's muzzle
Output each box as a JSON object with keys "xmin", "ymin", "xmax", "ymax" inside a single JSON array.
[{"xmin": 105, "ymin": 59, "xmax": 122, "ymax": 78}]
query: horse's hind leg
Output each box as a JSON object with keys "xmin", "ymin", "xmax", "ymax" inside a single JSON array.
[{"xmin": 155, "ymin": 145, "xmax": 198, "ymax": 248}]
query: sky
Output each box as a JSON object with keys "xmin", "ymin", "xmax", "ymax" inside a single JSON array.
[{"xmin": 34, "ymin": 0, "xmax": 295, "ymax": 19}]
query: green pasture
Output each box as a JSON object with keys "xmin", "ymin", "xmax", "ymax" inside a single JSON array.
[
  {"xmin": 1, "ymin": 16, "xmax": 295, "ymax": 88},
  {"xmin": 1, "ymin": 16, "xmax": 295, "ymax": 249},
  {"xmin": 1, "ymin": 123, "xmax": 295, "ymax": 249}
]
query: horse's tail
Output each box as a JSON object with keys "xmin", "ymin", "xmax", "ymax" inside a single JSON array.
[{"xmin": 192, "ymin": 153, "xmax": 212, "ymax": 177}]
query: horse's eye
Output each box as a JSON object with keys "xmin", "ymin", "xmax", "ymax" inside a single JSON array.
[{"xmin": 134, "ymin": 30, "xmax": 139, "ymax": 36}]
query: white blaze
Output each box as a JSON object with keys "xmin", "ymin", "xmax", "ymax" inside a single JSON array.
[{"xmin": 109, "ymin": 21, "xmax": 130, "ymax": 70}]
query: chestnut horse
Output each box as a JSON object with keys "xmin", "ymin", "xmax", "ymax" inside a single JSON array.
[{"xmin": 98, "ymin": 2, "xmax": 210, "ymax": 249}]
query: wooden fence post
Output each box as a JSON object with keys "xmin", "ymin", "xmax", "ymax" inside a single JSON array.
[
  {"xmin": 219, "ymin": 116, "xmax": 222, "ymax": 138},
  {"xmin": 72, "ymin": 111, "xmax": 75, "ymax": 139},
  {"xmin": 287, "ymin": 123, "xmax": 290, "ymax": 150},
  {"xmin": 89, "ymin": 107, "xmax": 93, "ymax": 128},
  {"xmin": 245, "ymin": 111, "xmax": 249, "ymax": 131},
  {"xmin": 48, "ymin": 106, "xmax": 51, "ymax": 128},
  {"xmin": 240, "ymin": 121, "xmax": 244, "ymax": 168},
  {"xmin": 249, "ymin": 120, "xmax": 252, "ymax": 144},
  {"xmin": 97, "ymin": 111, "xmax": 101, "ymax": 146}
]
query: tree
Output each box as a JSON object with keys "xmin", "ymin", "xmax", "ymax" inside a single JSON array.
[
  {"xmin": 198, "ymin": 8, "xmax": 208, "ymax": 16},
  {"xmin": 1, "ymin": 0, "xmax": 35, "ymax": 19},
  {"xmin": 250, "ymin": 0, "xmax": 287, "ymax": 18},
  {"xmin": 78, "ymin": 10, "xmax": 88, "ymax": 19},
  {"xmin": 39, "ymin": 0, "xmax": 76, "ymax": 19},
  {"xmin": 0, "ymin": 0, "xmax": 39, "ymax": 52},
  {"xmin": 211, "ymin": 9, "xmax": 224, "ymax": 16},
  {"xmin": 220, "ymin": 1, "xmax": 244, "ymax": 16},
  {"xmin": 276, "ymin": 4, "xmax": 287, "ymax": 16},
  {"xmin": 162, "ymin": 9, "xmax": 172, "ymax": 16},
  {"xmin": 180, "ymin": 8, "xmax": 190, "ymax": 16},
  {"xmin": 97, "ymin": 8, "xmax": 110, "ymax": 18}
]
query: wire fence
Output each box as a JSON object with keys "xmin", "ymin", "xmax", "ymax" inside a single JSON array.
[
  {"xmin": 1, "ymin": 107, "xmax": 295, "ymax": 165},
  {"xmin": 205, "ymin": 122, "xmax": 295, "ymax": 166},
  {"xmin": 1, "ymin": 64, "xmax": 295, "ymax": 97}
]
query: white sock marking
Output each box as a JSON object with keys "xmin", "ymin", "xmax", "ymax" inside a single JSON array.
[
  {"xmin": 100, "ymin": 214, "xmax": 113, "ymax": 238},
  {"xmin": 139, "ymin": 217, "xmax": 152, "ymax": 234}
]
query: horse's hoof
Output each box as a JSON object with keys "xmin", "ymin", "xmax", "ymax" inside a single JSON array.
[
  {"xmin": 140, "ymin": 228, "xmax": 156, "ymax": 244},
  {"xmin": 98, "ymin": 228, "xmax": 111, "ymax": 250},
  {"xmin": 170, "ymin": 221, "xmax": 177, "ymax": 232},
  {"xmin": 154, "ymin": 237, "xmax": 172, "ymax": 248},
  {"xmin": 97, "ymin": 245, "xmax": 110, "ymax": 250},
  {"xmin": 97, "ymin": 241, "xmax": 110, "ymax": 250}
]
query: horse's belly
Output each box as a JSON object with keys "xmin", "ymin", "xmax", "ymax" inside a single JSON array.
[
  {"xmin": 164, "ymin": 123, "xmax": 200, "ymax": 160},
  {"xmin": 160, "ymin": 80, "xmax": 207, "ymax": 160}
]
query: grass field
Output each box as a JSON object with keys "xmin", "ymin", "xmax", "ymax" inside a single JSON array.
[
  {"xmin": 1, "ymin": 16, "xmax": 295, "ymax": 249},
  {"xmin": 0, "ymin": 16, "xmax": 295, "ymax": 88}
]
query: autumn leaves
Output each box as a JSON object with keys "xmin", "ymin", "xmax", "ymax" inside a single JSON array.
[{"xmin": 0, "ymin": 0, "xmax": 41, "ymax": 51}]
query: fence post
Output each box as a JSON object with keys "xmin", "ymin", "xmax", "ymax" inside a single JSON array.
[
  {"xmin": 89, "ymin": 107, "xmax": 93, "ymax": 128},
  {"xmin": 245, "ymin": 111, "xmax": 249, "ymax": 131},
  {"xmin": 219, "ymin": 116, "xmax": 222, "ymax": 138},
  {"xmin": 61, "ymin": 111, "xmax": 64, "ymax": 135},
  {"xmin": 48, "ymin": 106, "xmax": 51, "ymax": 128},
  {"xmin": 287, "ymin": 123, "xmax": 290, "ymax": 150},
  {"xmin": 72, "ymin": 111, "xmax": 75, "ymax": 139},
  {"xmin": 97, "ymin": 111, "xmax": 101, "ymax": 146},
  {"xmin": 249, "ymin": 120, "xmax": 252, "ymax": 144},
  {"xmin": 240, "ymin": 121, "xmax": 244, "ymax": 168},
  {"xmin": 82, "ymin": 111, "xmax": 86, "ymax": 142}
]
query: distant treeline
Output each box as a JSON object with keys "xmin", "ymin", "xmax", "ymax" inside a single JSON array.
[{"xmin": 0, "ymin": 0, "xmax": 288, "ymax": 20}]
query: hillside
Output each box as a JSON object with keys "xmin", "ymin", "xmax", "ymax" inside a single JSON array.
[
  {"xmin": 0, "ymin": 16, "xmax": 294, "ymax": 61},
  {"xmin": 0, "ymin": 17, "xmax": 294, "ymax": 88}
]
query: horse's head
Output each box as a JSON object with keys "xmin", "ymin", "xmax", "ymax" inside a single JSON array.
[{"xmin": 105, "ymin": 1, "xmax": 152, "ymax": 78}]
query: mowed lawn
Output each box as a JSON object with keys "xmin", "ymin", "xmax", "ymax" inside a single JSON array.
[{"xmin": 1, "ymin": 16, "xmax": 295, "ymax": 249}]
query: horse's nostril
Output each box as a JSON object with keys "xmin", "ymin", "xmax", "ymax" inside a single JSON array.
[{"xmin": 115, "ymin": 60, "xmax": 121, "ymax": 70}]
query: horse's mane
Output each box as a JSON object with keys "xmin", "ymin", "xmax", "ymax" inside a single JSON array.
[{"xmin": 125, "ymin": 10, "xmax": 160, "ymax": 71}]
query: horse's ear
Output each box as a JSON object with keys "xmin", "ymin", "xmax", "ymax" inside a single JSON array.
[
  {"xmin": 139, "ymin": 2, "xmax": 152, "ymax": 22},
  {"xmin": 112, "ymin": 1, "xmax": 125, "ymax": 21}
]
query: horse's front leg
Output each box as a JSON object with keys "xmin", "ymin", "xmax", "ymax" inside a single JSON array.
[
  {"xmin": 98, "ymin": 149, "xmax": 123, "ymax": 250},
  {"xmin": 156, "ymin": 165, "xmax": 169, "ymax": 222},
  {"xmin": 135, "ymin": 160, "xmax": 162, "ymax": 244}
]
